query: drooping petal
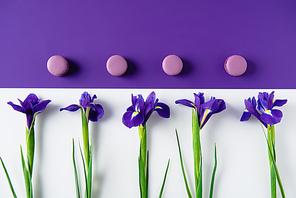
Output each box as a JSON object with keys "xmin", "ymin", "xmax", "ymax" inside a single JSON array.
[
  {"xmin": 33, "ymin": 100, "xmax": 51, "ymax": 114},
  {"xmin": 261, "ymin": 109, "xmax": 283, "ymax": 125},
  {"xmin": 122, "ymin": 111, "xmax": 144, "ymax": 128},
  {"xmin": 126, "ymin": 105, "xmax": 134, "ymax": 112},
  {"xmin": 175, "ymin": 99, "xmax": 195, "ymax": 108},
  {"xmin": 273, "ymin": 99, "xmax": 287, "ymax": 107},
  {"xmin": 155, "ymin": 102, "xmax": 170, "ymax": 118},
  {"xmin": 88, "ymin": 104, "xmax": 104, "ymax": 122},
  {"xmin": 60, "ymin": 104, "xmax": 80, "ymax": 112},
  {"xmin": 7, "ymin": 102, "xmax": 26, "ymax": 113},
  {"xmin": 240, "ymin": 109, "xmax": 251, "ymax": 121}
]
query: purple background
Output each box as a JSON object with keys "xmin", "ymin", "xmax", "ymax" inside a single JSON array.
[{"xmin": 1, "ymin": 0, "xmax": 295, "ymax": 88}]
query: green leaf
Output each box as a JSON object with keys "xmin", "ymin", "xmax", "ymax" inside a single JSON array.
[
  {"xmin": 72, "ymin": 139, "xmax": 81, "ymax": 198},
  {"xmin": 138, "ymin": 156, "xmax": 144, "ymax": 198},
  {"xmin": 146, "ymin": 151, "xmax": 149, "ymax": 198},
  {"xmin": 175, "ymin": 129, "xmax": 193, "ymax": 198},
  {"xmin": 0, "ymin": 157, "xmax": 17, "ymax": 198},
  {"xmin": 20, "ymin": 145, "xmax": 32, "ymax": 198},
  {"xmin": 209, "ymin": 143, "xmax": 217, "ymax": 198},
  {"xmin": 87, "ymin": 139, "xmax": 93, "ymax": 197},
  {"xmin": 158, "ymin": 159, "xmax": 170, "ymax": 198},
  {"xmin": 78, "ymin": 142, "xmax": 89, "ymax": 198}
]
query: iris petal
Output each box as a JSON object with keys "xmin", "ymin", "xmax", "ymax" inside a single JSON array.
[
  {"xmin": 33, "ymin": 100, "xmax": 51, "ymax": 113},
  {"xmin": 267, "ymin": 91, "xmax": 275, "ymax": 110},
  {"xmin": 7, "ymin": 102, "xmax": 26, "ymax": 113},
  {"xmin": 155, "ymin": 102, "xmax": 170, "ymax": 118},
  {"xmin": 88, "ymin": 104, "xmax": 104, "ymax": 122},
  {"xmin": 23, "ymin": 99, "xmax": 33, "ymax": 113},
  {"xmin": 25, "ymin": 93, "xmax": 40, "ymax": 106},
  {"xmin": 79, "ymin": 92, "xmax": 91, "ymax": 107},
  {"xmin": 245, "ymin": 98, "xmax": 268, "ymax": 127},
  {"xmin": 240, "ymin": 109, "xmax": 251, "ymax": 121},
  {"xmin": 261, "ymin": 109, "xmax": 283, "ymax": 125},
  {"xmin": 175, "ymin": 99, "xmax": 195, "ymax": 108},
  {"xmin": 200, "ymin": 108, "xmax": 212, "ymax": 129},
  {"xmin": 273, "ymin": 99, "xmax": 287, "ymax": 107},
  {"xmin": 122, "ymin": 111, "xmax": 144, "ymax": 128},
  {"xmin": 60, "ymin": 104, "xmax": 80, "ymax": 112}
]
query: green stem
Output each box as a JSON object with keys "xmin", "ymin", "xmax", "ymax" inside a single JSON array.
[
  {"xmin": 267, "ymin": 125, "xmax": 276, "ymax": 198},
  {"xmin": 192, "ymin": 109, "xmax": 202, "ymax": 198},
  {"xmin": 138, "ymin": 125, "xmax": 147, "ymax": 198},
  {"xmin": 26, "ymin": 124, "xmax": 35, "ymax": 178},
  {"xmin": 81, "ymin": 107, "xmax": 90, "ymax": 172}
]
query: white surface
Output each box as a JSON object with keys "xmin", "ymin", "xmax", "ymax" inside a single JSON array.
[{"xmin": 0, "ymin": 89, "xmax": 295, "ymax": 198}]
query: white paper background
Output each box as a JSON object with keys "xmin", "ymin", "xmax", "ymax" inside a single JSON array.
[{"xmin": 0, "ymin": 89, "xmax": 295, "ymax": 198}]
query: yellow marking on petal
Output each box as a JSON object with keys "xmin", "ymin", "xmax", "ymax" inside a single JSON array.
[
  {"xmin": 191, "ymin": 103, "xmax": 196, "ymax": 108},
  {"xmin": 200, "ymin": 108, "xmax": 211, "ymax": 127},
  {"xmin": 132, "ymin": 111, "xmax": 139, "ymax": 118},
  {"xmin": 264, "ymin": 110, "xmax": 272, "ymax": 116},
  {"xmin": 155, "ymin": 106, "xmax": 163, "ymax": 109}
]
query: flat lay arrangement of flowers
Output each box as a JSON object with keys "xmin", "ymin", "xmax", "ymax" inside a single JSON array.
[{"xmin": 0, "ymin": 90, "xmax": 293, "ymax": 197}]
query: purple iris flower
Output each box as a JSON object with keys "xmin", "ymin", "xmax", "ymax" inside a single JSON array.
[
  {"xmin": 60, "ymin": 91, "xmax": 104, "ymax": 122},
  {"xmin": 7, "ymin": 93, "xmax": 51, "ymax": 130},
  {"xmin": 122, "ymin": 91, "xmax": 170, "ymax": 128},
  {"xmin": 240, "ymin": 91, "xmax": 287, "ymax": 127},
  {"xmin": 175, "ymin": 92, "xmax": 226, "ymax": 129}
]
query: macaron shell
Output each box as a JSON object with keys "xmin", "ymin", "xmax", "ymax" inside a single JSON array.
[
  {"xmin": 106, "ymin": 55, "xmax": 128, "ymax": 76},
  {"xmin": 47, "ymin": 55, "xmax": 69, "ymax": 76},
  {"xmin": 224, "ymin": 55, "xmax": 247, "ymax": 76},
  {"xmin": 162, "ymin": 55, "xmax": 183, "ymax": 76}
]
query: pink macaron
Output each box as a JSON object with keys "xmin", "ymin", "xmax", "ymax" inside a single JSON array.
[
  {"xmin": 224, "ymin": 55, "xmax": 247, "ymax": 76},
  {"xmin": 47, "ymin": 55, "xmax": 69, "ymax": 76},
  {"xmin": 106, "ymin": 55, "xmax": 128, "ymax": 76},
  {"xmin": 162, "ymin": 55, "xmax": 183, "ymax": 76}
]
